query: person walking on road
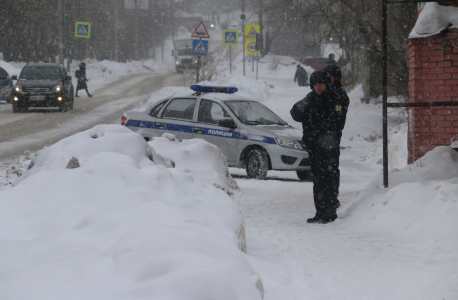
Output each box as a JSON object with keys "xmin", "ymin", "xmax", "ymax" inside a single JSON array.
[
  {"xmin": 75, "ymin": 62, "xmax": 93, "ymax": 98},
  {"xmin": 290, "ymin": 70, "xmax": 349, "ymax": 224},
  {"xmin": 294, "ymin": 65, "xmax": 308, "ymax": 87}
]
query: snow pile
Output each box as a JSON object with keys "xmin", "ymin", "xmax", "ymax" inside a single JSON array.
[
  {"xmin": 409, "ymin": 2, "xmax": 458, "ymax": 38},
  {"xmin": 0, "ymin": 60, "xmax": 22, "ymax": 77},
  {"xmin": 342, "ymin": 145, "xmax": 458, "ymax": 244},
  {"xmin": 0, "ymin": 151, "xmax": 34, "ymax": 190},
  {"xmin": 0, "ymin": 125, "xmax": 263, "ymax": 300},
  {"xmin": 149, "ymin": 133, "xmax": 239, "ymax": 193}
]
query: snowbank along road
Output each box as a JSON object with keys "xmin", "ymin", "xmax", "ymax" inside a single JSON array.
[{"xmin": 0, "ymin": 73, "xmax": 185, "ymax": 160}]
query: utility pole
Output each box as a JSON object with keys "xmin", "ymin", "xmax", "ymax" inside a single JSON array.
[
  {"xmin": 114, "ymin": 0, "xmax": 119, "ymax": 62},
  {"xmin": 85, "ymin": 0, "xmax": 89, "ymax": 59},
  {"xmin": 65, "ymin": 0, "xmax": 71, "ymax": 71},
  {"xmin": 150, "ymin": 0, "xmax": 155, "ymax": 60},
  {"xmin": 382, "ymin": 0, "xmax": 388, "ymax": 188},
  {"xmin": 242, "ymin": 0, "xmax": 245, "ymax": 76},
  {"xmin": 134, "ymin": 0, "xmax": 139, "ymax": 61},
  {"xmin": 58, "ymin": 0, "xmax": 64, "ymax": 64},
  {"xmin": 259, "ymin": 0, "xmax": 263, "ymax": 57}
]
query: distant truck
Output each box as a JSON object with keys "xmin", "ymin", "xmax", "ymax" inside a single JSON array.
[{"xmin": 172, "ymin": 39, "xmax": 198, "ymax": 73}]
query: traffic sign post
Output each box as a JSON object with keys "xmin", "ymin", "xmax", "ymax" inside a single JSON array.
[
  {"xmin": 244, "ymin": 25, "xmax": 260, "ymax": 73},
  {"xmin": 191, "ymin": 21, "xmax": 210, "ymax": 39},
  {"xmin": 223, "ymin": 30, "xmax": 238, "ymax": 75},
  {"xmin": 75, "ymin": 22, "xmax": 91, "ymax": 38},
  {"xmin": 244, "ymin": 25, "xmax": 259, "ymax": 40},
  {"xmin": 192, "ymin": 39, "xmax": 209, "ymax": 56},
  {"xmin": 223, "ymin": 30, "xmax": 238, "ymax": 45},
  {"xmin": 245, "ymin": 40, "xmax": 259, "ymax": 55},
  {"xmin": 191, "ymin": 21, "xmax": 210, "ymax": 81}
]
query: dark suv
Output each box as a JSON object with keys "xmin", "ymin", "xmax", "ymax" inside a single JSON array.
[{"xmin": 11, "ymin": 63, "xmax": 74, "ymax": 113}]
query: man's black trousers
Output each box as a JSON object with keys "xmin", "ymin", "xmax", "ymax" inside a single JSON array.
[{"xmin": 307, "ymin": 132, "xmax": 341, "ymax": 217}]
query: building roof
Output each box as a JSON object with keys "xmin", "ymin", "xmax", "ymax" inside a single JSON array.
[{"xmin": 409, "ymin": 2, "xmax": 458, "ymax": 39}]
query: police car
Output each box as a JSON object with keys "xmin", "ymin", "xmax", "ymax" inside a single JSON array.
[{"xmin": 121, "ymin": 85, "xmax": 311, "ymax": 180}]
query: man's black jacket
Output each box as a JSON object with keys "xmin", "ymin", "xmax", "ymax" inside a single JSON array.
[{"xmin": 290, "ymin": 86, "xmax": 349, "ymax": 145}]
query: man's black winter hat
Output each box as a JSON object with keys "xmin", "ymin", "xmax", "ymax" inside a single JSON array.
[
  {"xmin": 322, "ymin": 64, "xmax": 342, "ymax": 81},
  {"xmin": 310, "ymin": 70, "xmax": 330, "ymax": 87}
]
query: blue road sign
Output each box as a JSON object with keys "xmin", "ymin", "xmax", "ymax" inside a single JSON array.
[
  {"xmin": 192, "ymin": 39, "xmax": 209, "ymax": 56},
  {"xmin": 223, "ymin": 30, "xmax": 238, "ymax": 45},
  {"xmin": 75, "ymin": 22, "xmax": 91, "ymax": 38}
]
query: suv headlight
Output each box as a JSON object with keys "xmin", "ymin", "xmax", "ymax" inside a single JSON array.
[
  {"xmin": 54, "ymin": 85, "xmax": 61, "ymax": 92},
  {"xmin": 176, "ymin": 61, "xmax": 180, "ymax": 65},
  {"xmin": 275, "ymin": 137, "xmax": 303, "ymax": 150},
  {"xmin": 14, "ymin": 85, "xmax": 21, "ymax": 92}
]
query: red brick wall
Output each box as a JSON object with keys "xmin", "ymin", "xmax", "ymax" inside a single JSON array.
[{"xmin": 406, "ymin": 28, "xmax": 458, "ymax": 163}]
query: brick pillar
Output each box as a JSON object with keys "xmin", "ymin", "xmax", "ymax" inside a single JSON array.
[{"xmin": 407, "ymin": 29, "xmax": 458, "ymax": 163}]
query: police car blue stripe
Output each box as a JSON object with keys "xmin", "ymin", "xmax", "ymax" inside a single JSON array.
[
  {"xmin": 164, "ymin": 123, "xmax": 193, "ymax": 133},
  {"xmin": 125, "ymin": 119, "xmax": 277, "ymax": 145}
]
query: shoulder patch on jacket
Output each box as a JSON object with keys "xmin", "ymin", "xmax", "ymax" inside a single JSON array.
[{"xmin": 335, "ymin": 104, "xmax": 342, "ymax": 114}]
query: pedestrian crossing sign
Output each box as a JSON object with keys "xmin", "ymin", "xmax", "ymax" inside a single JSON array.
[
  {"xmin": 75, "ymin": 22, "xmax": 91, "ymax": 38},
  {"xmin": 223, "ymin": 30, "xmax": 238, "ymax": 45},
  {"xmin": 192, "ymin": 39, "xmax": 209, "ymax": 56}
]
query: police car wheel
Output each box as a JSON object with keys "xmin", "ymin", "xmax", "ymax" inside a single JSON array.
[
  {"xmin": 296, "ymin": 170, "xmax": 313, "ymax": 181},
  {"xmin": 246, "ymin": 149, "xmax": 269, "ymax": 180}
]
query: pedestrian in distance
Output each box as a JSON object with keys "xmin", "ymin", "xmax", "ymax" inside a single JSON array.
[
  {"xmin": 326, "ymin": 53, "xmax": 336, "ymax": 66},
  {"xmin": 294, "ymin": 64, "xmax": 308, "ymax": 87},
  {"xmin": 290, "ymin": 70, "xmax": 349, "ymax": 224},
  {"xmin": 75, "ymin": 62, "xmax": 93, "ymax": 98}
]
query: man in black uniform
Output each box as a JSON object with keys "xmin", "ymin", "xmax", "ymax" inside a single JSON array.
[
  {"xmin": 322, "ymin": 64, "xmax": 350, "ymax": 202},
  {"xmin": 290, "ymin": 70, "xmax": 349, "ymax": 224}
]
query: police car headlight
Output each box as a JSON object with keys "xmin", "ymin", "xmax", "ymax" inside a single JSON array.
[
  {"xmin": 275, "ymin": 138, "xmax": 303, "ymax": 150},
  {"xmin": 14, "ymin": 85, "xmax": 21, "ymax": 92}
]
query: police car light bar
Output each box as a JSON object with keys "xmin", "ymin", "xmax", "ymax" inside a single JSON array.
[{"xmin": 190, "ymin": 85, "xmax": 238, "ymax": 94}]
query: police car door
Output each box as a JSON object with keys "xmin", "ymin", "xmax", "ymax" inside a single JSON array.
[
  {"xmin": 156, "ymin": 98, "xmax": 197, "ymax": 140},
  {"xmin": 193, "ymin": 99, "xmax": 238, "ymax": 162}
]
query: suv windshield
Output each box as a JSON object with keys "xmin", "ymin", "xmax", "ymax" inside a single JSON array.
[
  {"xmin": 225, "ymin": 101, "xmax": 287, "ymax": 126},
  {"xmin": 20, "ymin": 67, "xmax": 61, "ymax": 80},
  {"xmin": 178, "ymin": 48, "xmax": 192, "ymax": 56}
]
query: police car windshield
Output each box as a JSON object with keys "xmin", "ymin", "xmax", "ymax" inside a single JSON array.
[
  {"xmin": 20, "ymin": 67, "xmax": 61, "ymax": 80},
  {"xmin": 225, "ymin": 101, "xmax": 287, "ymax": 126}
]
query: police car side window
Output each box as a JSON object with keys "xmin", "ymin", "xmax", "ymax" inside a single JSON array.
[
  {"xmin": 198, "ymin": 100, "xmax": 232, "ymax": 125},
  {"xmin": 149, "ymin": 100, "xmax": 167, "ymax": 117},
  {"xmin": 162, "ymin": 98, "xmax": 197, "ymax": 121}
]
